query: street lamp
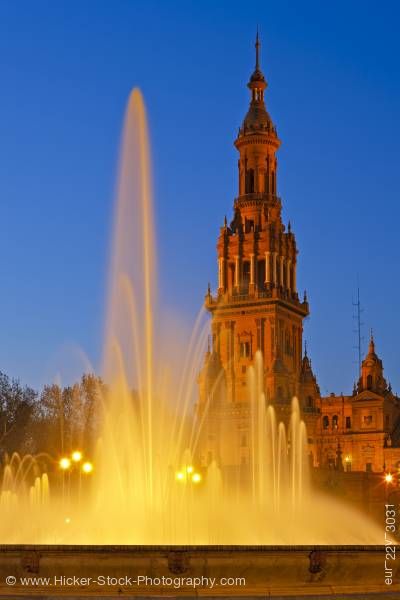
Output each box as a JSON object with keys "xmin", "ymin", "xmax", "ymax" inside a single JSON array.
[
  {"xmin": 71, "ymin": 450, "xmax": 82, "ymax": 463},
  {"xmin": 385, "ymin": 472, "xmax": 393, "ymax": 484},
  {"xmin": 175, "ymin": 467, "xmax": 202, "ymax": 484},
  {"xmin": 59, "ymin": 457, "xmax": 71, "ymax": 470},
  {"xmin": 82, "ymin": 461, "xmax": 93, "ymax": 474}
]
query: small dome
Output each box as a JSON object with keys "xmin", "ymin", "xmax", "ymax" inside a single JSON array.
[
  {"xmin": 236, "ymin": 34, "xmax": 279, "ymax": 141},
  {"xmin": 242, "ymin": 103, "xmax": 274, "ymax": 131},
  {"xmin": 249, "ymin": 67, "xmax": 266, "ymax": 84},
  {"xmin": 363, "ymin": 334, "xmax": 381, "ymax": 367}
]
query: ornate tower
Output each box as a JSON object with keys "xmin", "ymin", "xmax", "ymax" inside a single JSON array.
[
  {"xmin": 357, "ymin": 333, "xmax": 388, "ymax": 395},
  {"xmin": 197, "ymin": 36, "xmax": 310, "ymax": 469}
]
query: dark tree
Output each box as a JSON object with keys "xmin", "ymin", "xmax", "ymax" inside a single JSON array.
[
  {"xmin": 31, "ymin": 374, "xmax": 105, "ymax": 457},
  {"xmin": 0, "ymin": 372, "xmax": 37, "ymax": 457}
]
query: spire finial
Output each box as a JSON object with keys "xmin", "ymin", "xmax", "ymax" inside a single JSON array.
[
  {"xmin": 369, "ymin": 328, "xmax": 375, "ymax": 353},
  {"xmin": 304, "ymin": 340, "xmax": 308, "ymax": 358},
  {"xmin": 255, "ymin": 28, "xmax": 260, "ymax": 71}
]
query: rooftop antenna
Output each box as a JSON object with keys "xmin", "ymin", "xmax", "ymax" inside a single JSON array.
[{"xmin": 352, "ymin": 285, "xmax": 364, "ymax": 374}]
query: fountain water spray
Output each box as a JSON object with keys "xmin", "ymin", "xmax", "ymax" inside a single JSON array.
[{"xmin": 0, "ymin": 89, "xmax": 382, "ymax": 545}]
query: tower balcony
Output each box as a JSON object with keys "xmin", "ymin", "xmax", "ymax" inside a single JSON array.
[
  {"xmin": 205, "ymin": 285, "xmax": 309, "ymax": 316},
  {"xmin": 234, "ymin": 192, "xmax": 281, "ymax": 209}
]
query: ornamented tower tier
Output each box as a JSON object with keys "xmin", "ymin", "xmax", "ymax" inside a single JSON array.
[{"xmin": 197, "ymin": 36, "xmax": 314, "ymax": 469}]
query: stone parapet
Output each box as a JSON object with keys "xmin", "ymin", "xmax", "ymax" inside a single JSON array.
[{"xmin": 0, "ymin": 545, "xmax": 396, "ymax": 598}]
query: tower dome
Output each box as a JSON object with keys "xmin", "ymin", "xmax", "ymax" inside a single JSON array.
[
  {"xmin": 237, "ymin": 32, "xmax": 279, "ymax": 138},
  {"xmin": 357, "ymin": 332, "xmax": 388, "ymax": 394}
]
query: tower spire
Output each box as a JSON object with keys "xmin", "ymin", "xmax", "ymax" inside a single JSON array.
[
  {"xmin": 255, "ymin": 28, "xmax": 260, "ymax": 71},
  {"xmin": 369, "ymin": 329, "xmax": 375, "ymax": 353},
  {"xmin": 247, "ymin": 32, "xmax": 266, "ymax": 93}
]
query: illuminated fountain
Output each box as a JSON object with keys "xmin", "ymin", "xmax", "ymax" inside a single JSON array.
[{"xmin": 0, "ymin": 89, "xmax": 382, "ymax": 545}]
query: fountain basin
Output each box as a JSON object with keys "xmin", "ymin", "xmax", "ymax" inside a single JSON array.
[{"xmin": 0, "ymin": 545, "xmax": 396, "ymax": 598}]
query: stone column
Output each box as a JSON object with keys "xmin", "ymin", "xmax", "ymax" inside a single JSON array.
[
  {"xmin": 218, "ymin": 257, "xmax": 225, "ymax": 292},
  {"xmin": 265, "ymin": 251, "xmax": 270, "ymax": 285},
  {"xmin": 280, "ymin": 256, "xmax": 284, "ymax": 287},
  {"xmin": 293, "ymin": 262, "xmax": 297, "ymax": 293},
  {"xmin": 249, "ymin": 253, "xmax": 255, "ymax": 295},
  {"xmin": 286, "ymin": 259, "xmax": 291, "ymax": 292},
  {"xmin": 235, "ymin": 255, "xmax": 240, "ymax": 291}
]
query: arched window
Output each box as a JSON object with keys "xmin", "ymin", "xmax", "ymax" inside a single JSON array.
[
  {"xmin": 239, "ymin": 341, "xmax": 250, "ymax": 359},
  {"xmin": 245, "ymin": 219, "xmax": 254, "ymax": 233},
  {"xmin": 332, "ymin": 415, "xmax": 339, "ymax": 429},
  {"xmin": 229, "ymin": 263, "xmax": 235, "ymax": 291},
  {"xmin": 307, "ymin": 395, "xmax": 313, "ymax": 408},
  {"xmin": 257, "ymin": 259, "xmax": 265, "ymax": 290},
  {"xmin": 264, "ymin": 171, "xmax": 270, "ymax": 193},
  {"xmin": 245, "ymin": 169, "xmax": 255, "ymax": 193},
  {"xmin": 367, "ymin": 374, "xmax": 373, "ymax": 389},
  {"xmin": 323, "ymin": 415, "xmax": 329, "ymax": 429},
  {"xmin": 242, "ymin": 261, "xmax": 250, "ymax": 291},
  {"xmin": 271, "ymin": 171, "xmax": 276, "ymax": 194}
]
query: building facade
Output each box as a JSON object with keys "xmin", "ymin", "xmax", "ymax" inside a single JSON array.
[
  {"xmin": 197, "ymin": 36, "xmax": 400, "ymax": 476},
  {"xmin": 316, "ymin": 335, "xmax": 400, "ymax": 473}
]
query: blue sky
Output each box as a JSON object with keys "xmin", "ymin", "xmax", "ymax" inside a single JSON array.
[{"xmin": 0, "ymin": 0, "xmax": 399, "ymax": 394}]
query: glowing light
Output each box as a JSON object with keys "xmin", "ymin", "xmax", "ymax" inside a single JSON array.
[
  {"xmin": 175, "ymin": 471, "xmax": 184, "ymax": 481},
  {"xmin": 65, "ymin": 517, "xmax": 71, "ymax": 524},
  {"xmin": 82, "ymin": 462, "xmax": 93, "ymax": 474},
  {"xmin": 186, "ymin": 465, "xmax": 194, "ymax": 474},
  {"xmin": 192, "ymin": 473, "xmax": 202, "ymax": 483},
  {"xmin": 385, "ymin": 473, "xmax": 393, "ymax": 483},
  {"xmin": 344, "ymin": 455, "xmax": 351, "ymax": 463},
  {"xmin": 71, "ymin": 451, "xmax": 82, "ymax": 462},
  {"xmin": 59, "ymin": 457, "xmax": 71, "ymax": 470}
]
